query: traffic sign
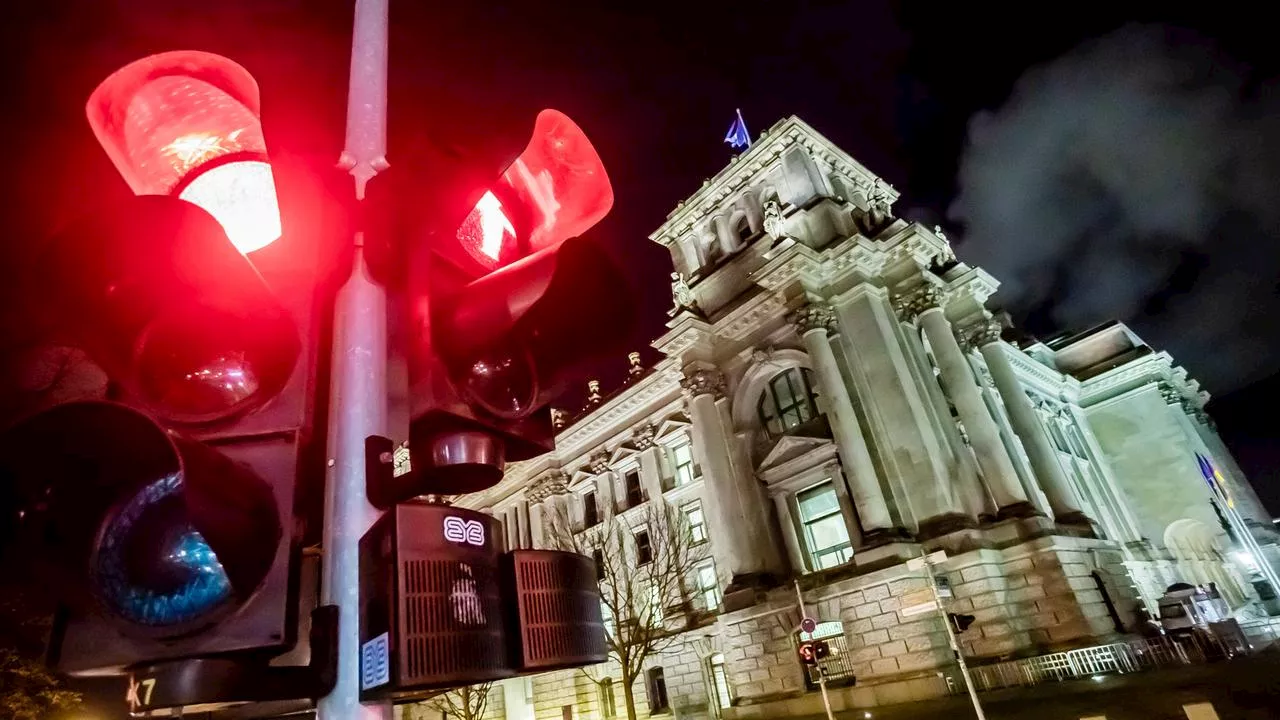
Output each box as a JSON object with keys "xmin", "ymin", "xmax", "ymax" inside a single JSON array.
[{"xmin": 801, "ymin": 617, "xmax": 817, "ymax": 634}]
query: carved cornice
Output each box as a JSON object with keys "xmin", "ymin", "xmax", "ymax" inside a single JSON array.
[
  {"xmin": 631, "ymin": 422, "xmax": 658, "ymax": 450},
  {"xmin": 790, "ymin": 302, "xmax": 836, "ymax": 335},
  {"xmin": 891, "ymin": 284, "xmax": 942, "ymax": 323},
  {"xmin": 587, "ymin": 449, "xmax": 611, "ymax": 475},
  {"xmin": 681, "ymin": 367, "xmax": 727, "ymax": 400},
  {"xmin": 527, "ymin": 471, "xmax": 570, "ymax": 504},
  {"xmin": 716, "ymin": 291, "xmax": 790, "ymax": 342}
]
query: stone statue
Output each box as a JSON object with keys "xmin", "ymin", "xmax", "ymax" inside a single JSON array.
[
  {"xmin": 669, "ymin": 271, "xmax": 701, "ymax": 317},
  {"xmin": 763, "ymin": 199, "xmax": 785, "ymax": 239}
]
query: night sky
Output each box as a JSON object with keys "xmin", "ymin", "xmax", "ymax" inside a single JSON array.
[{"xmin": 1, "ymin": 1, "xmax": 1279, "ymax": 711}]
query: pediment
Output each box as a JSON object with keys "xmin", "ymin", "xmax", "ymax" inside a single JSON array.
[
  {"xmin": 757, "ymin": 435, "xmax": 829, "ymax": 472},
  {"xmin": 654, "ymin": 417, "xmax": 692, "ymax": 441},
  {"xmin": 608, "ymin": 446, "xmax": 641, "ymax": 466}
]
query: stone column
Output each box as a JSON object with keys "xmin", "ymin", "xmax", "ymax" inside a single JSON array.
[
  {"xmin": 967, "ymin": 320, "xmax": 1087, "ymax": 525},
  {"xmin": 791, "ymin": 301, "xmax": 895, "ymax": 538},
  {"xmin": 682, "ymin": 366, "xmax": 779, "ymax": 603},
  {"xmin": 587, "ymin": 450, "xmax": 615, "ymax": 520},
  {"xmin": 528, "ymin": 471, "xmax": 570, "ymax": 548},
  {"xmin": 631, "ymin": 422, "xmax": 666, "ymax": 499},
  {"xmin": 772, "ymin": 494, "xmax": 808, "ymax": 573},
  {"xmin": 896, "ymin": 285, "xmax": 1034, "ymax": 517}
]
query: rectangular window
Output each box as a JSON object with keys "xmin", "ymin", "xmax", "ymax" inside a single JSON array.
[
  {"xmin": 797, "ymin": 482, "xmax": 852, "ymax": 570},
  {"xmin": 601, "ymin": 601, "xmax": 615, "ymax": 639},
  {"xmin": 710, "ymin": 653, "xmax": 731, "ymax": 709},
  {"xmin": 625, "ymin": 469, "xmax": 644, "ymax": 508},
  {"xmin": 583, "ymin": 491, "xmax": 599, "ymax": 528},
  {"xmin": 684, "ymin": 500, "xmax": 708, "ymax": 544},
  {"xmin": 647, "ymin": 667, "xmax": 670, "ymax": 713},
  {"xmin": 592, "ymin": 548, "xmax": 605, "ymax": 581},
  {"xmin": 649, "ymin": 585, "xmax": 665, "ymax": 624},
  {"xmin": 600, "ymin": 678, "xmax": 617, "ymax": 719},
  {"xmin": 696, "ymin": 559, "xmax": 721, "ymax": 611},
  {"xmin": 635, "ymin": 530, "xmax": 653, "ymax": 565},
  {"xmin": 672, "ymin": 440, "xmax": 696, "ymax": 486}
]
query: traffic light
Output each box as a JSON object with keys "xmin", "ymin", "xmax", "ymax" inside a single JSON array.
[
  {"xmin": 0, "ymin": 51, "xmax": 327, "ymax": 694},
  {"xmin": 367, "ymin": 107, "xmax": 632, "ymax": 501},
  {"xmin": 949, "ymin": 612, "xmax": 977, "ymax": 634},
  {"xmin": 357, "ymin": 503, "xmax": 606, "ymax": 700},
  {"xmin": 813, "ymin": 639, "xmax": 831, "ymax": 661},
  {"xmin": 798, "ymin": 641, "xmax": 817, "ymax": 666}
]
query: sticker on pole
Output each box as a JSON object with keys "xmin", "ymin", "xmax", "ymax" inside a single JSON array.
[{"xmin": 361, "ymin": 632, "xmax": 390, "ymax": 690}]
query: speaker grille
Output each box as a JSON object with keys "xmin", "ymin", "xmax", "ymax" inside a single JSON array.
[
  {"xmin": 507, "ymin": 550, "xmax": 607, "ymax": 671},
  {"xmin": 399, "ymin": 557, "xmax": 509, "ymax": 686}
]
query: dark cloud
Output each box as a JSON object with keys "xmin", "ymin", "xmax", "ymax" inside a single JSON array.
[{"xmin": 951, "ymin": 24, "xmax": 1280, "ymax": 393}]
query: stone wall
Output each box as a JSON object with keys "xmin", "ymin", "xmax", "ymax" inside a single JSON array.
[{"xmin": 716, "ymin": 534, "xmax": 1138, "ymax": 717}]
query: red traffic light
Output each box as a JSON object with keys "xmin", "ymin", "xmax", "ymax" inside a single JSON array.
[
  {"xmin": 798, "ymin": 641, "xmax": 817, "ymax": 666},
  {"xmin": 40, "ymin": 196, "xmax": 300, "ymax": 424},
  {"xmin": 86, "ymin": 51, "xmax": 282, "ymax": 254},
  {"xmin": 453, "ymin": 110, "xmax": 613, "ymax": 271}
]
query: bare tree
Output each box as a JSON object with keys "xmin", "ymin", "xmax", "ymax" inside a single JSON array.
[
  {"xmin": 551, "ymin": 499, "xmax": 709, "ymax": 720},
  {"xmin": 409, "ymin": 681, "xmax": 494, "ymax": 720}
]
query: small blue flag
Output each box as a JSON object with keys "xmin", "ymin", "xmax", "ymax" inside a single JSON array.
[{"xmin": 724, "ymin": 108, "xmax": 751, "ymax": 149}]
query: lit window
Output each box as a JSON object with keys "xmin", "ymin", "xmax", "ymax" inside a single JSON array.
[
  {"xmin": 758, "ymin": 368, "xmax": 820, "ymax": 438},
  {"xmin": 684, "ymin": 501, "xmax": 708, "ymax": 544},
  {"xmin": 671, "ymin": 440, "xmax": 697, "ymax": 486},
  {"xmin": 797, "ymin": 482, "xmax": 852, "ymax": 570},
  {"xmin": 635, "ymin": 530, "xmax": 653, "ymax": 565},
  {"xmin": 710, "ymin": 653, "xmax": 732, "ymax": 709},
  {"xmin": 696, "ymin": 559, "xmax": 721, "ymax": 611},
  {"xmin": 649, "ymin": 585, "xmax": 665, "ymax": 624},
  {"xmin": 601, "ymin": 602, "xmax": 615, "ymax": 640}
]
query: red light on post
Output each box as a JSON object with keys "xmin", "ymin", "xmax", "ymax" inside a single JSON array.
[
  {"xmin": 455, "ymin": 110, "xmax": 613, "ymax": 270},
  {"xmin": 86, "ymin": 51, "xmax": 281, "ymax": 254}
]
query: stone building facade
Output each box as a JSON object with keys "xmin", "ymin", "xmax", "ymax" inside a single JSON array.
[{"xmin": 447, "ymin": 116, "xmax": 1275, "ymax": 720}]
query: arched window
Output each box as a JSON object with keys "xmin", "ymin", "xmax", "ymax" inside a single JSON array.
[
  {"xmin": 733, "ymin": 214, "xmax": 752, "ymax": 243},
  {"xmin": 758, "ymin": 368, "xmax": 820, "ymax": 437}
]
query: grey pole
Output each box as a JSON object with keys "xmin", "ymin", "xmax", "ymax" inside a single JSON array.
[{"xmin": 318, "ymin": 1, "xmax": 391, "ymax": 719}]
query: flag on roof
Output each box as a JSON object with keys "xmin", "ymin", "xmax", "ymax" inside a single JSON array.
[{"xmin": 724, "ymin": 108, "xmax": 750, "ymax": 149}]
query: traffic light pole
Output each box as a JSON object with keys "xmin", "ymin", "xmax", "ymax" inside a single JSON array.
[
  {"xmin": 318, "ymin": 1, "xmax": 392, "ymax": 720},
  {"xmin": 793, "ymin": 580, "xmax": 836, "ymax": 720},
  {"xmin": 922, "ymin": 553, "xmax": 986, "ymax": 720}
]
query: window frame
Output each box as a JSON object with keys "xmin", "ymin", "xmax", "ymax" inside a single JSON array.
[
  {"xmin": 709, "ymin": 653, "xmax": 732, "ymax": 709},
  {"xmin": 695, "ymin": 558, "xmax": 721, "ymax": 612},
  {"xmin": 582, "ymin": 490, "xmax": 599, "ymax": 528},
  {"xmin": 635, "ymin": 530, "xmax": 653, "ymax": 565},
  {"xmin": 592, "ymin": 548, "xmax": 605, "ymax": 581},
  {"xmin": 795, "ymin": 481, "xmax": 853, "ymax": 571},
  {"xmin": 647, "ymin": 667, "xmax": 670, "ymax": 714},
  {"xmin": 670, "ymin": 439, "xmax": 697, "ymax": 487},
  {"xmin": 758, "ymin": 368, "xmax": 820, "ymax": 438},
  {"xmin": 683, "ymin": 500, "xmax": 708, "ymax": 545},
  {"xmin": 623, "ymin": 468, "xmax": 644, "ymax": 509}
]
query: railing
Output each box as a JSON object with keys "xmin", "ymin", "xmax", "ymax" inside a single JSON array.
[{"xmin": 964, "ymin": 623, "xmax": 1279, "ymax": 694}]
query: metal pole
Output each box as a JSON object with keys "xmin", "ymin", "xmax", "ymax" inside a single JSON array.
[
  {"xmin": 318, "ymin": 1, "xmax": 391, "ymax": 720},
  {"xmin": 793, "ymin": 581, "xmax": 836, "ymax": 720},
  {"xmin": 923, "ymin": 554, "xmax": 986, "ymax": 720}
]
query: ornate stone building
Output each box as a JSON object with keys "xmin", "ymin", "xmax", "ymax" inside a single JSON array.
[{"xmin": 454, "ymin": 116, "xmax": 1275, "ymax": 720}]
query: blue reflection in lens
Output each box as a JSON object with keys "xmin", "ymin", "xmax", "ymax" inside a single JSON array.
[{"xmin": 94, "ymin": 472, "xmax": 232, "ymax": 627}]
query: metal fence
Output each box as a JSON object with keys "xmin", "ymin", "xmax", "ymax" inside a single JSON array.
[{"xmin": 964, "ymin": 619, "xmax": 1280, "ymax": 694}]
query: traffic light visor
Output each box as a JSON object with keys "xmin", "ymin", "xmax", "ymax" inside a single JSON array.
[
  {"xmin": 456, "ymin": 110, "xmax": 613, "ymax": 270},
  {"xmin": 87, "ymin": 51, "xmax": 282, "ymax": 254},
  {"xmin": 1, "ymin": 402, "xmax": 281, "ymax": 635}
]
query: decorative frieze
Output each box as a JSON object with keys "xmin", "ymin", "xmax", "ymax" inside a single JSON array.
[
  {"xmin": 527, "ymin": 471, "xmax": 570, "ymax": 504},
  {"xmin": 790, "ymin": 302, "xmax": 837, "ymax": 335},
  {"xmin": 892, "ymin": 284, "xmax": 942, "ymax": 323},
  {"xmin": 681, "ymin": 367, "xmax": 727, "ymax": 400}
]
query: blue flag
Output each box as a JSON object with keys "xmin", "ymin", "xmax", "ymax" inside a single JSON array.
[{"xmin": 724, "ymin": 109, "xmax": 751, "ymax": 149}]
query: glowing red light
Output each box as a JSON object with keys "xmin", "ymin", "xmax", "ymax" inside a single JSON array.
[
  {"xmin": 87, "ymin": 51, "xmax": 282, "ymax": 254},
  {"xmin": 457, "ymin": 190, "xmax": 517, "ymax": 268},
  {"xmin": 455, "ymin": 110, "xmax": 613, "ymax": 270}
]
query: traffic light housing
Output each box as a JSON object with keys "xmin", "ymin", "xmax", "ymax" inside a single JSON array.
[
  {"xmin": 358, "ymin": 503, "xmax": 606, "ymax": 700},
  {"xmin": 368, "ymin": 108, "xmax": 633, "ymax": 501},
  {"xmin": 0, "ymin": 51, "xmax": 325, "ymax": 681},
  {"xmin": 949, "ymin": 612, "xmax": 976, "ymax": 634}
]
